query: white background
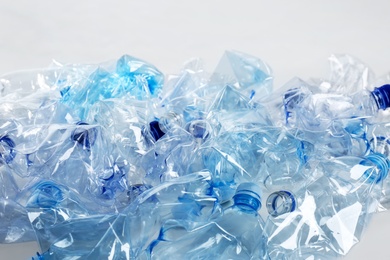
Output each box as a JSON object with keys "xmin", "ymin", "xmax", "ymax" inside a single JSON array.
[{"xmin": 1, "ymin": 1, "xmax": 390, "ymax": 259}]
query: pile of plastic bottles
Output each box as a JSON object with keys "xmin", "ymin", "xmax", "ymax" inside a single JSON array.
[{"xmin": 1, "ymin": 51, "xmax": 390, "ymax": 259}]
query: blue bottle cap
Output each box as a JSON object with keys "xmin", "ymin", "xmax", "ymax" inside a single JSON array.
[
  {"xmin": 371, "ymin": 84, "xmax": 390, "ymax": 110},
  {"xmin": 149, "ymin": 120, "xmax": 165, "ymax": 141}
]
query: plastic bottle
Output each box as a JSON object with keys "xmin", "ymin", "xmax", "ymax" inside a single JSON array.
[
  {"xmin": 264, "ymin": 153, "xmax": 389, "ymax": 258},
  {"xmin": 0, "ymin": 199, "xmax": 35, "ymax": 244},
  {"xmin": 292, "ymin": 84, "xmax": 390, "ymax": 131},
  {"xmin": 255, "ymin": 127, "xmax": 314, "ymax": 189},
  {"xmin": 187, "ymin": 130, "xmax": 264, "ymax": 203},
  {"xmin": 25, "ymin": 181, "xmax": 96, "ymax": 253},
  {"xmin": 209, "ymin": 50, "xmax": 273, "ymax": 101},
  {"xmin": 148, "ymin": 111, "xmax": 184, "ymax": 141},
  {"xmin": 148, "ymin": 182, "xmax": 269, "ymax": 259},
  {"xmin": 85, "ymin": 171, "xmax": 216, "ymax": 259},
  {"xmin": 141, "ymin": 126, "xmax": 197, "ymax": 186},
  {"xmin": 316, "ymin": 54, "xmax": 374, "ymax": 95},
  {"xmin": 294, "ymin": 117, "xmax": 369, "ymax": 159},
  {"xmin": 60, "ymin": 55, "xmax": 164, "ymax": 121},
  {"xmin": 25, "ymin": 180, "xmax": 128, "ymax": 259},
  {"xmin": 207, "ymin": 85, "xmax": 271, "ymax": 136},
  {"xmin": 366, "ymin": 123, "xmax": 390, "ymax": 209},
  {"xmin": 260, "ymin": 77, "xmax": 312, "ymax": 127}
]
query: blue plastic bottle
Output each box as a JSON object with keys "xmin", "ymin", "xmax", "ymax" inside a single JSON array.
[
  {"xmin": 60, "ymin": 55, "xmax": 164, "ymax": 121},
  {"xmin": 149, "ymin": 182, "xmax": 269, "ymax": 259}
]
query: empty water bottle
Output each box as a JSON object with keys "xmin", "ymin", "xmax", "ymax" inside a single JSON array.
[
  {"xmin": 60, "ymin": 55, "xmax": 164, "ymax": 121},
  {"xmin": 319, "ymin": 54, "xmax": 374, "ymax": 95},
  {"xmin": 292, "ymin": 84, "xmax": 390, "ymax": 131},
  {"xmin": 0, "ymin": 199, "xmax": 35, "ymax": 243},
  {"xmin": 187, "ymin": 130, "xmax": 264, "ymax": 202},
  {"xmin": 149, "ymin": 182, "xmax": 269, "ymax": 259},
  {"xmin": 210, "ymin": 50, "xmax": 273, "ymax": 101},
  {"xmin": 25, "ymin": 181, "xmax": 92, "ymax": 252},
  {"xmin": 265, "ymin": 153, "xmax": 389, "ymax": 258},
  {"xmin": 85, "ymin": 171, "xmax": 214, "ymax": 259},
  {"xmin": 207, "ymin": 85, "xmax": 271, "ymax": 135}
]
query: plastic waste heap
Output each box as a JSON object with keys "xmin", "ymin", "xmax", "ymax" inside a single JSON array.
[{"xmin": 0, "ymin": 51, "xmax": 389, "ymax": 259}]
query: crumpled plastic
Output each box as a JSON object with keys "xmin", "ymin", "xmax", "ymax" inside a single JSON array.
[{"xmin": 0, "ymin": 51, "xmax": 389, "ymax": 259}]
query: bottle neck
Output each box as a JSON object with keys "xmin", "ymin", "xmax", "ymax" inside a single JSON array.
[
  {"xmin": 232, "ymin": 182, "xmax": 262, "ymax": 212},
  {"xmin": 362, "ymin": 153, "xmax": 390, "ymax": 183},
  {"xmin": 371, "ymin": 84, "xmax": 390, "ymax": 110},
  {"xmin": 233, "ymin": 193, "xmax": 261, "ymax": 212},
  {"xmin": 158, "ymin": 112, "xmax": 183, "ymax": 133},
  {"xmin": 266, "ymin": 190, "xmax": 296, "ymax": 217},
  {"xmin": 29, "ymin": 182, "xmax": 64, "ymax": 208}
]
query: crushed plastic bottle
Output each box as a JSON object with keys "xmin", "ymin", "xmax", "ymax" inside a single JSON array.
[
  {"xmin": 149, "ymin": 182, "xmax": 269, "ymax": 259},
  {"xmin": 60, "ymin": 55, "xmax": 164, "ymax": 121},
  {"xmin": 283, "ymin": 81, "xmax": 390, "ymax": 131},
  {"xmin": 264, "ymin": 153, "xmax": 389, "ymax": 258}
]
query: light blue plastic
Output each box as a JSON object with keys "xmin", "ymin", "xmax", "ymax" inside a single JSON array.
[
  {"xmin": 149, "ymin": 182, "xmax": 269, "ymax": 259},
  {"xmin": 60, "ymin": 55, "xmax": 164, "ymax": 121},
  {"xmin": 0, "ymin": 52, "xmax": 389, "ymax": 259}
]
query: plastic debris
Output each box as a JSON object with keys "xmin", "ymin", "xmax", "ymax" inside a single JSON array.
[{"xmin": 0, "ymin": 51, "xmax": 389, "ymax": 259}]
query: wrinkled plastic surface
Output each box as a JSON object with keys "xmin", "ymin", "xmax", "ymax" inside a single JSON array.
[{"xmin": 0, "ymin": 52, "xmax": 389, "ymax": 259}]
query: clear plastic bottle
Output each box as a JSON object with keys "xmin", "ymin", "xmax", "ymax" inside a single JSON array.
[
  {"xmin": 25, "ymin": 181, "xmax": 98, "ymax": 253},
  {"xmin": 255, "ymin": 127, "xmax": 314, "ymax": 189},
  {"xmin": 209, "ymin": 50, "xmax": 273, "ymax": 101},
  {"xmin": 85, "ymin": 171, "xmax": 216, "ymax": 260},
  {"xmin": 187, "ymin": 130, "xmax": 262, "ymax": 203},
  {"xmin": 264, "ymin": 153, "xmax": 389, "ymax": 258},
  {"xmin": 207, "ymin": 85, "xmax": 271, "ymax": 136},
  {"xmin": 292, "ymin": 84, "xmax": 390, "ymax": 131},
  {"xmin": 149, "ymin": 182, "xmax": 269, "ymax": 259}
]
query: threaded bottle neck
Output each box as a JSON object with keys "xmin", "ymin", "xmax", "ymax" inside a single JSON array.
[
  {"xmin": 266, "ymin": 190, "xmax": 296, "ymax": 217},
  {"xmin": 233, "ymin": 182, "xmax": 262, "ymax": 212},
  {"xmin": 371, "ymin": 84, "xmax": 390, "ymax": 110},
  {"xmin": 363, "ymin": 153, "xmax": 390, "ymax": 183},
  {"xmin": 29, "ymin": 182, "xmax": 64, "ymax": 208}
]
